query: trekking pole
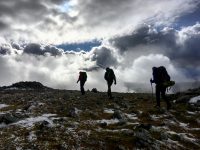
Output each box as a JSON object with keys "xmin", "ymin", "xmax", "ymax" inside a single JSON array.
[{"xmin": 150, "ymin": 79, "xmax": 154, "ymax": 102}]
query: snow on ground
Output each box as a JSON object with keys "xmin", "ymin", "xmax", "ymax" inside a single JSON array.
[
  {"xmin": 179, "ymin": 122, "xmax": 188, "ymax": 128},
  {"xmin": 0, "ymin": 104, "xmax": 9, "ymax": 109},
  {"xmin": 13, "ymin": 114, "xmax": 57, "ymax": 128},
  {"xmin": 125, "ymin": 113, "xmax": 138, "ymax": 120},
  {"xmin": 103, "ymin": 108, "xmax": 114, "ymax": 114},
  {"xmin": 189, "ymin": 95, "xmax": 200, "ymax": 103},
  {"xmin": 187, "ymin": 111, "xmax": 196, "ymax": 115},
  {"xmin": 28, "ymin": 131, "xmax": 37, "ymax": 142},
  {"xmin": 150, "ymin": 115, "xmax": 162, "ymax": 121},
  {"xmin": 96, "ymin": 119, "xmax": 120, "ymax": 125},
  {"xmin": 0, "ymin": 123, "xmax": 7, "ymax": 128}
]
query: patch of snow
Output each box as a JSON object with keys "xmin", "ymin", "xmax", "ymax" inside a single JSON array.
[
  {"xmin": 42, "ymin": 114, "xmax": 57, "ymax": 117},
  {"xmin": 165, "ymin": 138, "xmax": 185, "ymax": 149},
  {"xmin": 150, "ymin": 115, "xmax": 162, "ymax": 121},
  {"xmin": 151, "ymin": 126, "xmax": 168, "ymax": 132},
  {"xmin": 16, "ymin": 147, "xmax": 22, "ymax": 150},
  {"xmin": 189, "ymin": 95, "xmax": 200, "ymax": 104},
  {"xmin": 187, "ymin": 111, "xmax": 196, "ymax": 115},
  {"xmin": 99, "ymin": 128, "xmax": 133, "ymax": 133},
  {"xmin": 166, "ymin": 131, "xmax": 177, "ymax": 135},
  {"xmin": 125, "ymin": 113, "xmax": 138, "ymax": 120},
  {"xmin": 179, "ymin": 133, "xmax": 198, "ymax": 144},
  {"xmin": 187, "ymin": 128, "xmax": 200, "ymax": 131},
  {"xmin": 28, "ymin": 131, "xmax": 37, "ymax": 142},
  {"xmin": 5, "ymin": 87, "xmax": 19, "ymax": 90},
  {"xmin": 179, "ymin": 122, "xmax": 188, "ymax": 128},
  {"xmin": 0, "ymin": 123, "xmax": 7, "ymax": 128},
  {"xmin": 138, "ymin": 110, "xmax": 143, "ymax": 114},
  {"xmin": 96, "ymin": 119, "xmax": 119, "ymax": 125},
  {"xmin": 126, "ymin": 122, "xmax": 140, "ymax": 126},
  {"xmin": 13, "ymin": 114, "xmax": 57, "ymax": 128},
  {"xmin": 0, "ymin": 112, "xmax": 6, "ymax": 115},
  {"xmin": 38, "ymin": 103, "xmax": 45, "ymax": 106},
  {"xmin": 103, "ymin": 108, "xmax": 114, "ymax": 114},
  {"xmin": 164, "ymin": 119, "xmax": 178, "ymax": 126},
  {"xmin": 0, "ymin": 104, "xmax": 9, "ymax": 109},
  {"xmin": 74, "ymin": 107, "xmax": 82, "ymax": 114}
]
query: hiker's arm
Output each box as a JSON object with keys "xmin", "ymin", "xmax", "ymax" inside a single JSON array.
[
  {"xmin": 77, "ymin": 77, "xmax": 80, "ymax": 83},
  {"xmin": 114, "ymin": 74, "xmax": 116, "ymax": 84}
]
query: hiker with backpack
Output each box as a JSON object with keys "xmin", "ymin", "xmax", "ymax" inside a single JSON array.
[
  {"xmin": 150, "ymin": 66, "xmax": 174, "ymax": 110},
  {"xmin": 77, "ymin": 71, "xmax": 87, "ymax": 95},
  {"xmin": 104, "ymin": 67, "xmax": 116, "ymax": 99}
]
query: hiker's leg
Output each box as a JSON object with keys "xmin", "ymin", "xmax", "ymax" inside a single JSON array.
[
  {"xmin": 80, "ymin": 81, "xmax": 85, "ymax": 95},
  {"xmin": 161, "ymin": 88, "xmax": 171, "ymax": 109},
  {"xmin": 155, "ymin": 85, "xmax": 161, "ymax": 107},
  {"xmin": 107, "ymin": 81, "xmax": 113, "ymax": 98}
]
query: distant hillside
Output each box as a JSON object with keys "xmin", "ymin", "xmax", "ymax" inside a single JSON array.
[{"xmin": 0, "ymin": 81, "xmax": 52, "ymax": 90}]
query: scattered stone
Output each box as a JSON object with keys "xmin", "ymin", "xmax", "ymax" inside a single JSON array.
[
  {"xmin": 0, "ymin": 113, "xmax": 21, "ymax": 124},
  {"xmin": 99, "ymin": 122, "xmax": 107, "ymax": 127},
  {"xmin": 136, "ymin": 123, "xmax": 152, "ymax": 131},
  {"xmin": 113, "ymin": 110, "xmax": 126, "ymax": 120},
  {"xmin": 91, "ymin": 88, "xmax": 98, "ymax": 93},
  {"xmin": 176, "ymin": 95, "xmax": 191, "ymax": 103},
  {"xmin": 68, "ymin": 107, "xmax": 80, "ymax": 118}
]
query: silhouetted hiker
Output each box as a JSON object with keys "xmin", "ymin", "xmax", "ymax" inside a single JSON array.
[
  {"xmin": 104, "ymin": 67, "xmax": 116, "ymax": 99},
  {"xmin": 77, "ymin": 71, "xmax": 87, "ymax": 95},
  {"xmin": 150, "ymin": 66, "xmax": 172, "ymax": 110}
]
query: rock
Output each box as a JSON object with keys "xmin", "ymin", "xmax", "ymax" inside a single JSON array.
[
  {"xmin": 99, "ymin": 122, "xmax": 107, "ymax": 127},
  {"xmin": 0, "ymin": 113, "xmax": 21, "ymax": 124},
  {"xmin": 176, "ymin": 95, "xmax": 191, "ymax": 103},
  {"xmin": 113, "ymin": 110, "xmax": 126, "ymax": 120},
  {"xmin": 68, "ymin": 107, "xmax": 80, "ymax": 118},
  {"xmin": 91, "ymin": 88, "xmax": 98, "ymax": 93},
  {"xmin": 117, "ymin": 119, "xmax": 127, "ymax": 125},
  {"xmin": 116, "ymin": 145, "xmax": 126, "ymax": 150},
  {"xmin": 136, "ymin": 123, "xmax": 152, "ymax": 131}
]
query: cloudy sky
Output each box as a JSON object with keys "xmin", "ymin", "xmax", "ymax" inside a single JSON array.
[{"xmin": 0, "ymin": 0, "xmax": 200, "ymax": 92}]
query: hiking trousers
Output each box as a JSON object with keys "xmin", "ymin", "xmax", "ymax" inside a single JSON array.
[
  {"xmin": 107, "ymin": 80, "xmax": 113, "ymax": 98},
  {"xmin": 80, "ymin": 81, "xmax": 86, "ymax": 95},
  {"xmin": 155, "ymin": 84, "xmax": 171, "ymax": 109}
]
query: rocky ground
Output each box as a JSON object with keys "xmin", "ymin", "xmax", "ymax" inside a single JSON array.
[{"xmin": 0, "ymin": 82, "xmax": 199, "ymax": 150}]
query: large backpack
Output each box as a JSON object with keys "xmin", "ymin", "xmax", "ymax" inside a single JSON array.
[
  {"xmin": 80, "ymin": 72, "xmax": 87, "ymax": 81},
  {"xmin": 105, "ymin": 69, "xmax": 115, "ymax": 81},
  {"xmin": 153, "ymin": 66, "xmax": 175, "ymax": 88},
  {"xmin": 157, "ymin": 66, "xmax": 170, "ymax": 83}
]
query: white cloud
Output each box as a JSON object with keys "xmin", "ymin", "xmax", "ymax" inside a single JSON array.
[{"xmin": 0, "ymin": 0, "xmax": 199, "ymax": 43}]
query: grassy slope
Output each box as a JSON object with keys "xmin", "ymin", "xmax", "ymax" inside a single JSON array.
[{"xmin": 0, "ymin": 89, "xmax": 199, "ymax": 149}]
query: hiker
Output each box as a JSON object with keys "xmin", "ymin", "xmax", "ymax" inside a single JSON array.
[
  {"xmin": 150, "ymin": 66, "xmax": 172, "ymax": 110},
  {"xmin": 104, "ymin": 67, "xmax": 116, "ymax": 99},
  {"xmin": 77, "ymin": 71, "xmax": 87, "ymax": 95}
]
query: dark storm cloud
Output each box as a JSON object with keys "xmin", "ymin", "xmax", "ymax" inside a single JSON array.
[
  {"xmin": 0, "ymin": 21, "xmax": 8, "ymax": 30},
  {"xmin": 23, "ymin": 43, "xmax": 63, "ymax": 56},
  {"xmin": 11, "ymin": 43, "xmax": 21, "ymax": 50},
  {"xmin": 110, "ymin": 25, "xmax": 177, "ymax": 53},
  {"xmin": 77, "ymin": 0, "xmax": 133, "ymax": 26},
  {"xmin": 110, "ymin": 24, "xmax": 200, "ymax": 67},
  {"xmin": 49, "ymin": 0, "xmax": 66, "ymax": 5},
  {"xmin": 0, "ymin": 46, "xmax": 11, "ymax": 55},
  {"xmin": 0, "ymin": 0, "xmax": 48, "ymax": 23},
  {"xmin": 90, "ymin": 46, "xmax": 118, "ymax": 68}
]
